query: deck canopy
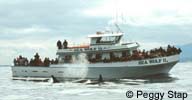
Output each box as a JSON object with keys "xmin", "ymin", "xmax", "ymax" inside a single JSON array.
[{"xmin": 88, "ymin": 32, "xmax": 123, "ymax": 38}]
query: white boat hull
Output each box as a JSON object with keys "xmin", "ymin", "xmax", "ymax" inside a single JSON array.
[{"xmin": 11, "ymin": 55, "xmax": 179, "ymax": 81}]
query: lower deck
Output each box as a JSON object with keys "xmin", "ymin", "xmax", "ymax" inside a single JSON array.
[{"xmin": 11, "ymin": 55, "xmax": 179, "ymax": 80}]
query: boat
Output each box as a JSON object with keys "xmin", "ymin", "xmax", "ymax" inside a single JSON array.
[{"xmin": 11, "ymin": 28, "xmax": 182, "ymax": 81}]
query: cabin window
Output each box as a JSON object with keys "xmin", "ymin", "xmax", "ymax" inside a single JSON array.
[
  {"xmin": 87, "ymin": 54, "xmax": 92, "ymax": 59},
  {"xmin": 32, "ymin": 71, "xmax": 38, "ymax": 72},
  {"xmin": 74, "ymin": 49, "xmax": 78, "ymax": 51},
  {"xmin": 65, "ymin": 55, "xmax": 72, "ymax": 60},
  {"xmin": 96, "ymin": 54, "xmax": 102, "ymax": 59},
  {"xmin": 122, "ymin": 51, "xmax": 128, "ymax": 57},
  {"xmin": 42, "ymin": 71, "xmax": 48, "ymax": 73},
  {"xmin": 98, "ymin": 47, "xmax": 102, "ymax": 50},
  {"xmin": 110, "ymin": 52, "xmax": 115, "ymax": 60},
  {"xmin": 58, "ymin": 71, "xmax": 64, "ymax": 73},
  {"xmin": 95, "ymin": 36, "xmax": 121, "ymax": 44},
  {"xmin": 84, "ymin": 48, "xmax": 89, "ymax": 50},
  {"xmin": 101, "ymin": 36, "xmax": 116, "ymax": 42},
  {"xmin": 115, "ymin": 36, "xmax": 121, "ymax": 43}
]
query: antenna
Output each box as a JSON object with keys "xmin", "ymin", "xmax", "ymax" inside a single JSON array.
[
  {"xmin": 113, "ymin": 0, "xmax": 123, "ymax": 33},
  {"xmin": 115, "ymin": 0, "xmax": 118, "ymax": 24},
  {"xmin": 115, "ymin": 23, "xmax": 122, "ymax": 33}
]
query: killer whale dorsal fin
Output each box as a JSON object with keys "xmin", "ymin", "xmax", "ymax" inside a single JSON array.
[
  {"xmin": 98, "ymin": 74, "xmax": 104, "ymax": 86},
  {"xmin": 98, "ymin": 74, "xmax": 104, "ymax": 83},
  {"xmin": 51, "ymin": 75, "xmax": 60, "ymax": 83}
]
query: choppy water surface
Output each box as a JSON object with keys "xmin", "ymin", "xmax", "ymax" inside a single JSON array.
[{"xmin": 0, "ymin": 62, "xmax": 192, "ymax": 100}]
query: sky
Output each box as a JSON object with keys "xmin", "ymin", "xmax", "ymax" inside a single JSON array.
[{"xmin": 0, "ymin": 0, "xmax": 192, "ymax": 65}]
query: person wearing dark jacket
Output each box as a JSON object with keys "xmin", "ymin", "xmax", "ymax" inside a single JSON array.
[
  {"xmin": 63, "ymin": 40, "xmax": 68, "ymax": 49},
  {"xmin": 57, "ymin": 40, "xmax": 62, "ymax": 49}
]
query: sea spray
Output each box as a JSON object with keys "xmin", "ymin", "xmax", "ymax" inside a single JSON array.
[{"xmin": 63, "ymin": 53, "xmax": 89, "ymax": 79}]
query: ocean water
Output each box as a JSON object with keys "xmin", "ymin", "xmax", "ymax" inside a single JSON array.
[{"xmin": 0, "ymin": 62, "xmax": 192, "ymax": 100}]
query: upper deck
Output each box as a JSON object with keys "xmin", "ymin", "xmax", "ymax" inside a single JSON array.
[
  {"xmin": 56, "ymin": 31, "xmax": 139, "ymax": 55},
  {"xmin": 56, "ymin": 42, "xmax": 139, "ymax": 55}
]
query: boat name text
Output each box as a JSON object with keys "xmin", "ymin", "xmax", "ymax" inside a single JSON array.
[{"xmin": 138, "ymin": 58, "xmax": 168, "ymax": 65}]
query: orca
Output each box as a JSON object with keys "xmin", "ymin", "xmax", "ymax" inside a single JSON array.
[
  {"xmin": 86, "ymin": 74, "xmax": 105, "ymax": 85},
  {"xmin": 51, "ymin": 75, "xmax": 60, "ymax": 83},
  {"xmin": 73, "ymin": 79, "xmax": 88, "ymax": 83}
]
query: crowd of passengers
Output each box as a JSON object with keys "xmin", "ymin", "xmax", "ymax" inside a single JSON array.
[
  {"xmin": 89, "ymin": 45, "xmax": 182, "ymax": 63},
  {"xmin": 13, "ymin": 53, "xmax": 58, "ymax": 67},
  {"xmin": 14, "ymin": 45, "xmax": 181, "ymax": 66}
]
